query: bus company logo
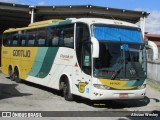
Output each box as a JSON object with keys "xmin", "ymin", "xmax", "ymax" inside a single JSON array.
[
  {"xmin": 13, "ymin": 50, "xmax": 30, "ymax": 57},
  {"xmin": 76, "ymin": 81, "xmax": 88, "ymax": 93}
]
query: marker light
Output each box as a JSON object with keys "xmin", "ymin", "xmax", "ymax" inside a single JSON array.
[{"xmin": 138, "ymin": 84, "xmax": 146, "ymax": 89}]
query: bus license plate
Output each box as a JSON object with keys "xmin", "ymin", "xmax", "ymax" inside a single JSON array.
[{"xmin": 119, "ymin": 93, "xmax": 128, "ymax": 98}]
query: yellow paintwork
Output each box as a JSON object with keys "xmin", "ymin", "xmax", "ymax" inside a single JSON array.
[
  {"xmin": 1, "ymin": 46, "xmax": 38, "ymax": 79},
  {"xmin": 99, "ymin": 79, "xmax": 136, "ymax": 90},
  {"xmin": 28, "ymin": 19, "xmax": 63, "ymax": 27},
  {"xmin": 77, "ymin": 82, "xmax": 88, "ymax": 93},
  {"xmin": 1, "ymin": 19, "xmax": 64, "ymax": 79},
  {"xmin": 3, "ymin": 19, "xmax": 63, "ymax": 33}
]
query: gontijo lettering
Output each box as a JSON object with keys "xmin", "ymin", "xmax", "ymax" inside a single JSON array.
[{"xmin": 13, "ymin": 50, "xmax": 30, "ymax": 57}]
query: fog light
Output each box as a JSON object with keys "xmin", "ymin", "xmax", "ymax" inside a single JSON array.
[{"xmin": 93, "ymin": 84, "xmax": 110, "ymax": 90}]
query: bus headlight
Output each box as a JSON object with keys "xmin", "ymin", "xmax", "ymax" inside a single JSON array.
[
  {"xmin": 93, "ymin": 84, "xmax": 110, "ymax": 90},
  {"xmin": 138, "ymin": 84, "xmax": 146, "ymax": 89}
]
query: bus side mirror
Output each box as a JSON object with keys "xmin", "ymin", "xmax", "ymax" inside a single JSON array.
[
  {"xmin": 91, "ymin": 37, "xmax": 99, "ymax": 58},
  {"xmin": 145, "ymin": 40, "xmax": 158, "ymax": 60}
]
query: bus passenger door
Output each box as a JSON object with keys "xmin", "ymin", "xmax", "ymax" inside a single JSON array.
[
  {"xmin": 73, "ymin": 23, "xmax": 91, "ymax": 98},
  {"xmin": 81, "ymin": 42, "xmax": 92, "ymax": 98},
  {"xmin": 73, "ymin": 42, "xmax": 92, "ymax": 98}
]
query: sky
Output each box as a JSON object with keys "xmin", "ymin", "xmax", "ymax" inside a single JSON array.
[{"xmin": 0, "ymin": 0, "xmax": 160, "ymax": 34}]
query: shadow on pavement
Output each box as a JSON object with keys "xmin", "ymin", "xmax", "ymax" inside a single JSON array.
[
  {"xmin": 149, "ymin": 98, "xmax": 160, "ymax": 103},
  {"xmin": 73, "ymin": 96, "xmax": 151, "ymax": 109},
  {"xmin": 12, "ymin": 79, "xmax": 158, "ymax": 109},
  {"xmin": 21, "ymin": 80, "xmax": 63, "ymax": 97},
  {"xmin": 0, "ymin": 83, "xmax": 32, "ymax": 100}
]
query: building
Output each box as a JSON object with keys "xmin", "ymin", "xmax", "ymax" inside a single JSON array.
[
  {"xmin": 0, "ymin": 2, "xmax": 149, "ymax": 35},
  {"xmin": 145, "ymin": 33, "xmax": 160, "ymax": 81},
  {"xmin": 145, "ymin": 33, "xmax": 160, "ymax": 61}
]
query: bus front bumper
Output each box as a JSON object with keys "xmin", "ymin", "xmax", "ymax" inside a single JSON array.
[{"xmin": 90, "ymin": 87, "xmax": 146, "ymax": 100}]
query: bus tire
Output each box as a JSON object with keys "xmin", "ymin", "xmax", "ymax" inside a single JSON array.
[
  {"xmin": 63, "ymin": 79, "xmax": 73, "ymax": 101},
  {"xmin": 8, "ymin": 66, "xmax": 14, "ymax": 81},
  {"xmin": 14, "ymin": 67, "xmax": 21, "ymax": 83}
]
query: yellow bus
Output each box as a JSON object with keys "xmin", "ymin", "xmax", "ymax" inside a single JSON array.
[{"xmin": 1, "ymin": 18, "xmax": 149, "ymax": 101}]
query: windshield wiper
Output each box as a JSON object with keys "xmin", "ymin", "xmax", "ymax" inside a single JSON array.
[{"xmin": 111, "ymin": 58, "xmax": 124, "ymax": 80}]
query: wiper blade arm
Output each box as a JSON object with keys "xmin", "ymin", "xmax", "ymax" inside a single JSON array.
[
  {"xmin": 128, "ymin": 49, "xmax": 139, "ymax": 77},
  {"xmin": 111, "ymin": 58, "xmax": 123, "ymax": 80}
]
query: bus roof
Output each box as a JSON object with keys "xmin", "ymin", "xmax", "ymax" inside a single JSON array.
[
  {"xmin": 4, "ymin": 18, "xmax": 139, "ymax": 33},
  {"xmin": 3, "ymin": 19, "xmax": 64, "ymax": 33},
  {"xmin": 71, "ymin": 18, "xmax": 138, "ymax": 27}
]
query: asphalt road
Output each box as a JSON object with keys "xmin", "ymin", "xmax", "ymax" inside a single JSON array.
[{"xmin": 0, "ymin": 73, "xmax": 160, "ymax": 120}]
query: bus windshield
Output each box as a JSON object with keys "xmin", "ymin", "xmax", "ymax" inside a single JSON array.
[
  {"xmin": 92, "ymin": 24, "xmax": 147, "ymax": 79},
  {"xmin": 93, "ymin": 24, "xmax": 143, "ymax": 43}
]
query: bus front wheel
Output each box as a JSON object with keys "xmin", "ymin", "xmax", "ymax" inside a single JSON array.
[{"xmin": 63, "ymin": 79, "xmax": 73, "ymax": 101}]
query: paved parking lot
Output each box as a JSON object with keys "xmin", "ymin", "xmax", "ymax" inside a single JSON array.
[{"xmin": 0, "ymin": 73, "xmax": 160, "ymax": 119}]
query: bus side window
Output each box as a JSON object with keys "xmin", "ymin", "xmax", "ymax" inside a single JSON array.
[
  {"xmin": 20, "ymin": 34, "xmax": 27, "ymax": 46},
  {"xmin": 11, "ymin": 33, "xmax": 19, "ymax": 46},
  {"xmin": 59, "ymin": 27, "xmax": 64, "ymax": 46},
  {"xmin": 52, "ymin": 30, "xmax": 59, "ymax": 46},
  {"xmin": 37, "ymin": 27, "xmax": 47, "ymax": 46},
  {"xmin": 47, "ymin": 27, "xmax": 59, "ymax": 46},
  {"xmin": 28, "ymin": 36, "xmax": 35, "ymax": 46},
  {"xmin": 3, "ymin": 33, "xmax": 11, "ymax": 46},
  {"xmin": 26, "ymin": 29, "xmax": 37, "ymax": 46},
  {"xmin": 63, "ymin": 24, "xmax": 74, "ymax": 48}
]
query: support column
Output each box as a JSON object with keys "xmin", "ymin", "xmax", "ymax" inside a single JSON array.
[
  {"xmin": 29, "ymin": 6, "xmax": 36, "ymax": 24},
  {"xmin": 140, "ymin": 17, "xmax": 145, "ymax": 38}
]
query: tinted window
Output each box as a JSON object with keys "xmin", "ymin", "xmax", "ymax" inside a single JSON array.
[
  {"xmin": 37, "ymin": 28, "xmax": 46, "ymax": 46},
  {"xmin": 76, "ymin": 23, "xmax": 90, "ymax": 68},
  {"xmin": 82, "ymin": 42, "xmax": 91, "ymax": 75},
  {"xmin": 76, "ymin": 23, "xmax": 90, "ymax": 43},
  {"xmin": 3, "ymin": 33, "xmax": 11, "ymax": 46},
  {"xmin": 63, "ymin": 24, "xmax": 74, "ymax": 48},
  {"xmin": 20, "ymin": 34, "xmax": 27, "ymax": 46},
  {"xmin": 48, "ymin": 24, "xmax": 74, "ymax": 48},
  {"xmin": 48, "ymin": 27, "xmax": 59, "ymax": 46},
  {"xmin": 26, "ymin": 29, "xmax": 37, "ymax": 46},
  {"xmin": 11, "ymin": 33, "xmax": 19, "ymax": 46}
]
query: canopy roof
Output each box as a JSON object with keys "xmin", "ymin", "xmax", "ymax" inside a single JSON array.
[{"xmin": 0, "ymin": 2, "xmax": 149, "ymax": 34}]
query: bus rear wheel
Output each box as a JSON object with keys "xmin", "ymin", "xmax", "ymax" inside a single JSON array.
[
  {"xmin": 14, "ymin": 68, "xmax": 21, "ymax": 83},
  {"xmin": 63, "ymin": 79, "xmax": 73, "ymax": 101},
  {"xmin": 8, "ymin": 67, "xmax": 14, "ymax": 81}
]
